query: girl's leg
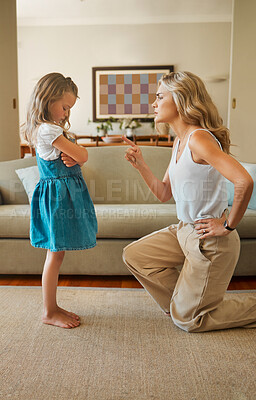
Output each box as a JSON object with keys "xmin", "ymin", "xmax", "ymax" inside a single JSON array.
[
  {"xmin": 171, "ymin": 225, "xmax": 256, "ymax": 332},
  {"xmin": 123, "ymin": 225, "xmax": 185, "ymax": 313},
  {"xmin": 42, "ymin": 250, "xmax": 80, "ymax": 329}
]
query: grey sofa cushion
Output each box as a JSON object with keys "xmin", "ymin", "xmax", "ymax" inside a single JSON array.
[
  {"xmin": 83, "ymin": 146, "xmax": 174, "ymax": 205},
  {"xmin": 1, "ymin": 204, "xmax": 256, "ymax": 240},
  {"xmin": 96, "ymin": 204, "xmax": 179, "ymax": 238},
  {"xmin": 235, "ymin": 208, "xmax": 256, "ymax": 238},
  {"xmin": 0, "ymin": 147, "xmax": 175, "ymax": 205},
  {"xmin": 0, "ymin": 204, "xmax": 178, "ymax": 239},
  {"xmin": 0, "ymin": 205, "xmax": 30, "ymax": 238}
]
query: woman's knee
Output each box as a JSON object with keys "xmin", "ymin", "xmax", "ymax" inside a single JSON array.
[
  {"xmin": 170, "ymin": 299, "xmax": 197, "ymax": 332},
  {"xmin": 170, "ymin": 301, "xmax": 200, "ymax": 333},
  {"xmin": 171, "ymin": 317, "xmax": 196, "ymax": 333},
  {"xmin": 122, "ymin": 240, "xmax": 138, "ymax": 266}
]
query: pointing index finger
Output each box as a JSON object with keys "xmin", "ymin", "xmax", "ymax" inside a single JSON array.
[{"xmin": 122, "ymin": 135, "xmax": 136, "ymax": 147}]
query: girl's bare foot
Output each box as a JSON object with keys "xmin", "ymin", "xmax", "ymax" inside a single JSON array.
[
  {"xmin": 42, "ymin": 310, "xmax": 80, "ymax": 329},
  {"xmin": 57, "ymin": 306, "xmax": 80, "ymax": 321}
]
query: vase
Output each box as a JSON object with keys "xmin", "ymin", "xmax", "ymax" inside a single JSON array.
[
  {"xmin": 98, "ymin": 129, "xmax": 106, "ymax": 136},
  {"xmin": 125, "ymin": 128, "xmax": 133, "ymax": 138}
]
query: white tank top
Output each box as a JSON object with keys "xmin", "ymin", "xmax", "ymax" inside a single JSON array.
[{"xmin": 169, "ymin": 129, "xmax": 228, "ymax": 223}]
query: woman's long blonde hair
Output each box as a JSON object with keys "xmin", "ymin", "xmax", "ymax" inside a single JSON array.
[
  {"xmin": 25, "ymin": 72, "xmax": 78, "ymax": 146},
  {"xmin": 159, "ymin": 71, "xmax": 231, "ymax": 154}
]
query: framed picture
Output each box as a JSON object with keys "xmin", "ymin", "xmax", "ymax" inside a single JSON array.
[{"xmin": 92, "ymin": 65, "xmax": 174, "ymax": 121}]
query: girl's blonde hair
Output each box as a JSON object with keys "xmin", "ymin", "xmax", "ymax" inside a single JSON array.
[
  {"xmin": 158, "ymin": 71, "xmax": 231, "ymax": 154},
  {"xmin": 25, "ymin": 72, "xmax": 78, "ymax": 146}
]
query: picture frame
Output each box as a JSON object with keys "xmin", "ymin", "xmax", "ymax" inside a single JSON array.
[{"xmin": 92, "ymin": 65, "xmax": 174, "ymax": 122}]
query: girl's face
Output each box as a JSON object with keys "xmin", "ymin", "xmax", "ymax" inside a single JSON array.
[
  {"xmin": 48, "ymin": 91, "xmax": 77, "ymax": 124},
  {"xmin": 152, "ymin": 83, "xmax": 179, "ymax": 124}
]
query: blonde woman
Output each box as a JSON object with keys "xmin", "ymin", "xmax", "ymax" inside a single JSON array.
[
  {"xmin": 26, "ymin": 73, "xmax": 97, "ymax": 329},
  {"xmin": 123, "ymin": 71, "xmax": 256, "ymax": 332}
]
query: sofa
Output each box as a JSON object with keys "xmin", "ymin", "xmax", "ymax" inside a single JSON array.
[{"xmin": 0, "ymin": 146, "xmax": 255, "ymax": 276}]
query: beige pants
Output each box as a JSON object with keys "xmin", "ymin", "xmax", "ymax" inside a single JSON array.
[{"xmin": 123, "ymin": 222, "xmax": 256, "ymax": 332}]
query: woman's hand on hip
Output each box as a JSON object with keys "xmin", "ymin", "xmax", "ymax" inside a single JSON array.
[
  {"xmin": 122, "ymin": 136, "xmax": 145, "ymax": 170},
  {"xmin": 194, "ymin": 211, "xmax": 230, "ymax": 238}
]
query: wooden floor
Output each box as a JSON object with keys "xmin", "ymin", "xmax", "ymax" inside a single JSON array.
[{"xmin": 0, "ymin": 274, "xmax": 256, "ymax": 290}]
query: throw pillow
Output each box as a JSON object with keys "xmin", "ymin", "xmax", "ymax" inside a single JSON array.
[
  {"xmin": 226, "ymin": 162, "xmax": 256, "ymax": 210},
  {"xmin": 15, "ymin": 166, "xmax": 40, "ymax": 204}
]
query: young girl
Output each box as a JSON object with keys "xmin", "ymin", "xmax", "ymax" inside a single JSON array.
[
  {"xmin": 122, "ymin": 71, "xmax": 256, "ymax": 332},
  {"xmin": 25, "ymin": 72, "xmax": 97, "ymax": 329}
]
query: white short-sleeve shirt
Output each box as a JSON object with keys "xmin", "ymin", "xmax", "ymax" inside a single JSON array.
[{"xmin": 36, "ymin": 123, "xmax": 63, "ymax": 160}]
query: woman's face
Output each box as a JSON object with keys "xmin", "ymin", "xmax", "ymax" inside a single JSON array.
[
  {"xmin": 48, "ymin": 91, "xmax": 76, "ymax": 124},
  {"xmin": 152, "ymin": 83, "xmax": 178, "ymax": 124}
]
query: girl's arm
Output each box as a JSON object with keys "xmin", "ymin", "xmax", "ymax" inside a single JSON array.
[
  {"xmin": 123, "ymin": 136, "xmax": 173, "ymax": 202},
  {"xmin": 52, "ymin": 135, "xmax": 88, "ymax": 163},
  {"xmin": 189, "ymin": 131, "xmax": 254, "ymax": 237},
  {"xmin": 61, "ymin": 153, "xmax": 84, "ymax": 167}
]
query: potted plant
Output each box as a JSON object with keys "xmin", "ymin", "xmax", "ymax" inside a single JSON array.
[
  {"xmin": 96, "ymin": 119, "xmax": 114, "ymax": 136},
  {"xmin": 119, "ymin": 118, "xmax": 142, "ymax": 137},
  {"xmin": 88, "ymin": 117, "xmax": 117, "ymax": 136}
]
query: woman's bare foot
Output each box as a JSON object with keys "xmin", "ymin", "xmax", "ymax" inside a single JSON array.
[
  {"xmin": 42, "ymin": 310, "xmax": 80, "ymax": 329},
  {"xmin": 57, "ymin": 306, "xmax": 80, "ymax": 321}
]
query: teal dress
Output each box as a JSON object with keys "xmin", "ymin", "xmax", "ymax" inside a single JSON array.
[{"xmin": 30, "ymin": 152, "xmax": 97, "ymax": 252}]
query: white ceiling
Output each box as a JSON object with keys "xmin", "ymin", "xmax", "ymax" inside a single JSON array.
[{"xmin": 17, "ymin": 0, "xmax": 233, "ymax": 26}]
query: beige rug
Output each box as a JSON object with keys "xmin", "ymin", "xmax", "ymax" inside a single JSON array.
[{"xmin": 0, "ymin": 287, "xmax": 255, "ymax": 400}]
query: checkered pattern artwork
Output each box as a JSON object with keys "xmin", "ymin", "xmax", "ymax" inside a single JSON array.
[{"xmin": 93, "ymin": 67, "xmax": 173, "ymax": 120}]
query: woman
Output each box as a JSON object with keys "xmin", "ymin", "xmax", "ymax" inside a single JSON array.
[{"xmin": 122, "ymin": 71, "xmax": 256, "ymax": 332}]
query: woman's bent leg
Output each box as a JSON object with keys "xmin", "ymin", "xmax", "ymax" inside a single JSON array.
[
  {"xmin": 123, "ymin": 225, "xmax": 185, "ymax": 313},
  {"xmin": 171, "ymin": 226, "xmax": 256, "ymax": 332}
]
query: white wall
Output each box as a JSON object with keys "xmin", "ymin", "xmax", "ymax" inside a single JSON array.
[{"xmin": 17, "ymin": 22, "xmax": 231, "ymax": 136}]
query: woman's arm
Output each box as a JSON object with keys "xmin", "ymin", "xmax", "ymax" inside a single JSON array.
[
  {"xmin": 52, "ymin": 135, "xmax": 88, "ymax": 164},
  {"xmin": 123, "ymin": 136, "xmax": 173, "ymax": 202},
  {"xmin": 189, "ymin": 131, "xmax": 254, "ymax": 237}
]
